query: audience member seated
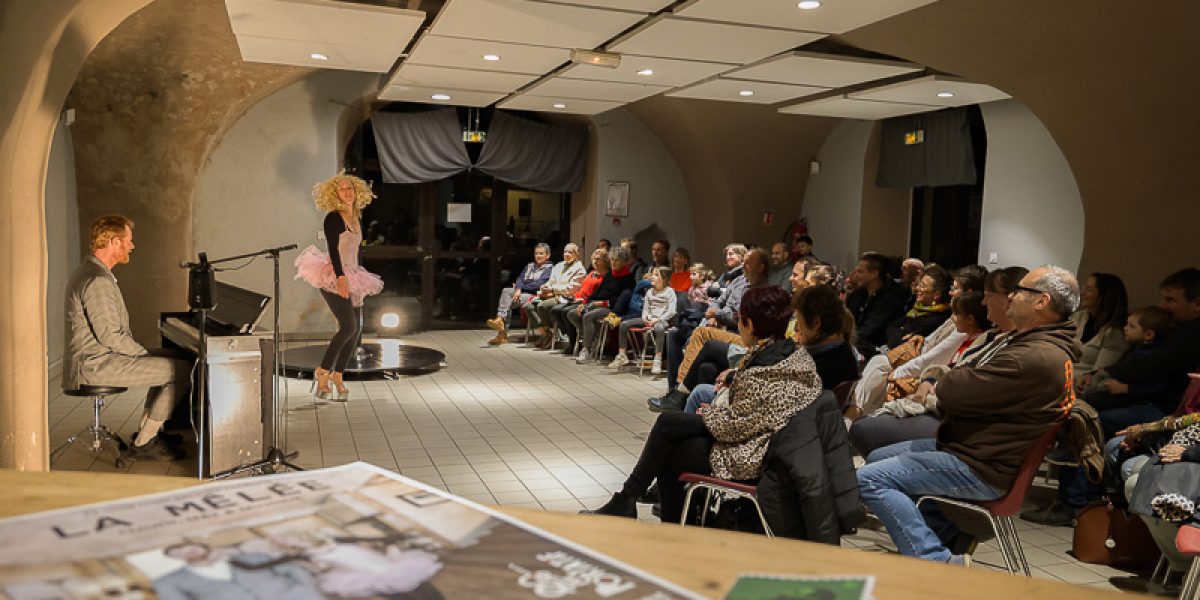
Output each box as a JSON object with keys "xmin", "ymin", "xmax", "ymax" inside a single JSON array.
[
  {"xmin": 486, "ymin": 243, "xmax": 554, "ymax": 345},
  {"xmin": 529, "ymin": 243, "xmax": 587, "ymax": 348},
  {"xmin": 846, "ymin": 252, "xmax": 909, "ymax": 360},
  {"xmin": 1072, "ymin": 272, "xmax": 1131, "ymax": 377},
  {"xmin": 856, "ymin": 265, "xmax": 1081, "ymax": 565},
  {"xmin": 792, "ymin": 234, "xmax": 818, "ymax": 264},
  {"xmin": 650, "ymin": 249, "xmax": 770, "ymax": 412},
  {"xmin": 1106, "ymin": 373, "xmax": 1200, "ymax": 511},
  {"xmin": 845, "ymin": 266, "xmax": 986, "ymax": 422},
  {"xmin": 712, "ymin": 243, "xmax": 748, "ymax": 290},
  {"xmin": 1025, "ymin": 304, "xmax": 1180, "ymax": 525},
  {"xmin": 849, "ymin": 290, "xmax": 994, "ymax": 457},
  {"xmin": 651, "ymin": 239, "xmax": 671, "ymax": 269},
  {"xmin": 768, "ymin": 242, "xmax": 794, "ymax": 291},
  {"xmin": 900, "ymin": 258, "xmax": 926, "ymax": 311},
  {"xmin": 621, "ymin": 238, "xmax": 649, "ymax": 281},
  {"xmin": 595, "ymin": 238, "xmax": 612, "ymax": 252},
  {"xmin": 669, "ymin": 248, "xmax": 693, "ymax": 292},
  {"xmin": 582, "ymin": 286, "xmax": 822, "ymax": 522},
  {"xmin": 571, "ymin": 247, "xmax": 636, "ymax": 362},
  {"xmin": 885, "ymin": 264, "xmax": 953, "ymax": 348},
  {"xmin": 549, "ymin": 250, "xmax": 606, "ymax": 351},
  {"xmin": 687, "ymin": 263, "xmax": 714, "ymax": 306},
  {"xmin": 611, "ymin": 267, "xmax": 677, "ymax": 374}
]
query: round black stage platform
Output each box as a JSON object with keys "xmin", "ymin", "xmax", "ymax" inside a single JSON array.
[{"xmin": 282, "ymin": 339, "xmax": 446, "ymax": 380}]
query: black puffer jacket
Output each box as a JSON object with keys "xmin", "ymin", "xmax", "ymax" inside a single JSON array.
[{"xmin": 756, "ymin": 390, "xmax": 864, "ymax": 544}]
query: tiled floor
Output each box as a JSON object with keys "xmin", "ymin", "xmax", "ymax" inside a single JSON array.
[{"xmin": 47, "ymin": 330, "xmax": 1170, "ymax": 595}]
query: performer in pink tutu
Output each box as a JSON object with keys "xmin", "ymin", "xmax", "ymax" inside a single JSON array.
[{"xmin": 294, "ymin": 172, "xmax": 383, "ymax": 401}]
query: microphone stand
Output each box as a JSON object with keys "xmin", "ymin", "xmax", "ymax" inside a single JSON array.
[{"xmin": 185, "ymin": 244, "xmax": 302, "ymax": 479}]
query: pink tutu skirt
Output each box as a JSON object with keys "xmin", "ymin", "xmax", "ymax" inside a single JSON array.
[{"xmin": 294, "ymin": 245, "xmax": 383, "ymax": 307}]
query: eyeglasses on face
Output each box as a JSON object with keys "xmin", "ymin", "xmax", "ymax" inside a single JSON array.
[{"xmin": 1011, "ymin": 284, "xmax": 1046, "ymax": 297}]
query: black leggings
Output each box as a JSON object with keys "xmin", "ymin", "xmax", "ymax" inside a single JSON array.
[
  {"xmin": 684, "ymin": 340, "xmax": 730, "ymax": 391},
  {"xmin": 622, "ymin": 412, "xmax": 714, "ymax": 523},
  {"xmin": 320, "ymin": 290, "xmax": 362, "ymax": 372}
]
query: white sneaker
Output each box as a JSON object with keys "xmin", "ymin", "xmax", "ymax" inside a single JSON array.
[
  {"xmin": 608, "ymin": 354, "xmax": 630, "ymax": 369},
  {"xmin": 651, "ymin": 357, "xmax": 662, "ymax": 375},
  {"xmin": 576, "ymin": 349, "xmax": 591, "ymax": 363}
]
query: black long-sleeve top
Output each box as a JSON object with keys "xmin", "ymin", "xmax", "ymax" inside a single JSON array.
[{"xmin": 323, "ymin": 211, "xmax": 356, "ymax": 277}]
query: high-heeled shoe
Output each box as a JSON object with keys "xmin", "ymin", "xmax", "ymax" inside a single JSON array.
[
  {"xmin": 330, "ymin": 371, "xmax": 350, "ymax": 402},
  {"xmin": 311, "ymin": 367, "xmax": 332, "ymax": 400}
]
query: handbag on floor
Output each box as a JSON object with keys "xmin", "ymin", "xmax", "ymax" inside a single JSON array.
[
  {"xmin": 1072, "ymin": 500, "xmax": 1159, "ymax": 567},
  {"xmin": 885, "ymin": 335, "xmax": 924, "ymax": 368}
]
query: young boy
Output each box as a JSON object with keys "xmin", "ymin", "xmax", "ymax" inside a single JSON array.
[{"xmin": 1089, "ymin": 305, "xmax": 1177, "ymax": 435}]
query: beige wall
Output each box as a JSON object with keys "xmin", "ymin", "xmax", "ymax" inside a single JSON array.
[
  {"xmin": 857, "ymin": 123, "xmax": 910, "ymax": 258},
  {"xmin": 626, "ymin": 96, "xmax": 836, "ymax": 270},
  {"xmin": 842, "ymin": 0, "xmax": 1200, "ymax": 304},
  {"xmin": 0, "ymin": 0, "xmax": 154, "ymax": 469},
  {"xmin": 67, "ymin": 0, "xmax": 308, "ymax": 346}
]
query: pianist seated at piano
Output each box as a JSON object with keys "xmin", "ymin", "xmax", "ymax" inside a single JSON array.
[{"xmin": 64, "ymin": 215, "xmax": 192, "ymax": 462}]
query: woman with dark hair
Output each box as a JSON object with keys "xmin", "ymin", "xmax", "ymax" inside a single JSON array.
[
  {"xmin": 885, "ymin": 264, "xmax": 953, "ymax": 347},
  {"xmin": 669, "ymin": 248, "xmax": 693, "ymax": 292},
  {"xmin": 1072, "ymin": 272, "xmax": 1130, "ymax": 374},
  {"xmin": 582, "ymin": 286, "xmax": 822, "ymax": 522},
  {"xmin": 792, "ymin": 284, "xmax": 858, "ymax": 390}
]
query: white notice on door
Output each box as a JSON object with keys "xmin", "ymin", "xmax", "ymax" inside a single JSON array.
[{"xmin": 447, "ymin": 203, "xmax": 471, "ymax": 223}]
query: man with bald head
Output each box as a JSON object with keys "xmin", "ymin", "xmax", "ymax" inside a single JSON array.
[
  {"xmin": 857, "ymin": 265, "xmax": 1082, "ymax": 565},
  {"xmin": 767, "ymin": 242, "xmax": 794, "ymax": 291}
]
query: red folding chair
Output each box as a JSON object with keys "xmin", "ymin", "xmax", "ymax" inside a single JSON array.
[
  {"xmin": 1178, "ymin": 525, "xmax": 1200, "ymax": 599},
  {"xmin": 677, "ymin": 473, "xmax": 774, "ymax": 538},
  {"xmin": 916, "ymin": 422, "xmax": 1064, "ymax": 575}
]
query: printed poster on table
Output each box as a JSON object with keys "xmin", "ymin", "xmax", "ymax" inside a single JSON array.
[{"xmin": 0, "ymin": 462, "xmax": 700, "ymax": 600}]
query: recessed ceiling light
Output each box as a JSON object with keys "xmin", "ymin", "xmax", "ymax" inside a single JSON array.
[
  {"xmin": 636, "ymin": 68, "xmax": 654, "ymax": 76},
  {"xmin": 739, "ymin": 90, "xmax": 754, "ymax": 97},
  {"xmin": 937, "ymin": 92, "xmax": 955, "ymax": 98},
  {"xmin": 798, "ymin": 0, "xmax": 821, "ymax": 9},
  {"xmin": 310, "ymin": 53, "xmax": 329, "ymax": 61},
  {"xmin": 431, "ymin": 93, "xmax": 451, "ymax": 101},
  {"xmin": 553, "ymin": 103, "xmax": 567, "ymax": 109},
  {"xmin": 482, "ymin": 54, "xmax": 501, "ymax": 61}
]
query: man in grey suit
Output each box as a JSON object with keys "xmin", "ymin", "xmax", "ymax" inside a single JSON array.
[
  {"xmin": 152, "ymin": 542, "xmax": 323, "ymax": 600},
  {"xmin": 64, "ymin": 215, "xmax": 191, "ymax": 461}
]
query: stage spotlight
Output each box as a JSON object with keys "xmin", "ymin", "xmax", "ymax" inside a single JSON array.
[{"xmin": 380, "ymin": 312, "xmax": 400, "ymax": 328}]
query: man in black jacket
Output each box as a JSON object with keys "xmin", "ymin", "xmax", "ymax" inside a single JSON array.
[{"xmin": 845, "ymin": 252, "xmax": 908, "ymax": 359}]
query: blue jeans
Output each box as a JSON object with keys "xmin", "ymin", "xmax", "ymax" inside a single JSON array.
[
  {"xmin": 685, "ymin": 384, "xmax": 716, "ymax": 414},
  {"xmin": 857, "ymin": 439, "xmax": 1004, "ymax": 562}
]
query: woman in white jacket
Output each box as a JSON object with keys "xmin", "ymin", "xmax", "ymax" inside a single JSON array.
[{"xmin": 611, "ymin": 267, "xmax": 677, "ymax": 373}]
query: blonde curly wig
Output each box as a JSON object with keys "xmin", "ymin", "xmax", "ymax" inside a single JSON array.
[{"xmin": 313, "ymin": 171, "xmax": 376, "ymax": 212}]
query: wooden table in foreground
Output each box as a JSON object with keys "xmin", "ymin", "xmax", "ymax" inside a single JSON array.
[{"xmin": 0, "ymin": 469, "xmax": 1140, "ymax": 599}]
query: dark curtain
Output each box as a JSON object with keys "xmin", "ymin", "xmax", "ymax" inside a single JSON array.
[
  {"xmin": 373, "ymin": 109, "xmax": 471, "ymax": 184},
  {"xmin": 476, "ymin": 111, "xmax": 587, "ymax": 193},
  {"xmin": 876, "ymin": 107, "xmax": 976, "ymax": 188},
  {"xmin": 371, "ymin": 109, "xmax": 587, "ymax": 192}
]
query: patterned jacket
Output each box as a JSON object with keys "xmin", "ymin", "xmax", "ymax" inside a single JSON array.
[
  {"xmin": 63, "ymin": 256, "xmax": 147, "ymax": 390},
  {"xmin": 703, "ymin": 346, "xmax": 823, "ymax": 480}
]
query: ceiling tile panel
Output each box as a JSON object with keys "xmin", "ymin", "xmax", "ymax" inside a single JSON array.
[
  {"xmin": 498, "ymin": 95, "xmax": 624, "ymax": 115},
  {"xmin": 378, "ymin": 85, "xmax": 506, "ymax": 107},
  {"xmin": 389, "ymin": 64, "xmax": 541, "ymax": 93},
  {"xmin": 674, "ymin": 0, "xmax": 939, "ymax": 34},
  {"xmin": 724, "ymin": 51, "xmax": 921, "ymax": 88},
  {"xmin": 526, "ymin": 77, "xmax": 671, "ymax": 102},
  {"xmin": 849, "ymin": 75, "xmax": 1010, "ymax": 106},
  {"xmin": 537, "ymin": 0, "xmax": 675, "ymax": 12},
  {"xmin": 225, "ymin": 0, "xmax": 423, "ymax": 72},
  {"xmin": 405, "ymin": 35, "xmax": 571, "ymax": 75},
  {"xmin": 431, "ymin": 0, "xmax": 645, "ymax": 49},
  {"xmin": 608, "ymin": 16, "xmax": 824, "ymax": 64},
  {"xmin": 779, "ymin": 95, "xmax": 939, "ymax": 119},
  {"xmin": 559, "ymin": 55, "xmax": 735, "ymax": 87},
  {"xmin": 667, "ymin": 78, "xmax": 827, "ymax": 104}
]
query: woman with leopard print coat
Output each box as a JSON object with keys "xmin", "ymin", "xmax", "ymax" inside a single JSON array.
[{"xmin": 582, "ymin": 286, "xmax": 823, "ymax": 524}]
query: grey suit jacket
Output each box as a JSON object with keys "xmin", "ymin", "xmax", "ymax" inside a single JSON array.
[{"xmin": 63, "ymin": 256, "xmax": 147, "ymax": 390}]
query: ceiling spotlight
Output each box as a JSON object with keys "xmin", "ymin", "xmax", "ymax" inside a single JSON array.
[
  {"xmin": 570, "ymin": 49, "xmax": 621, "ymax": 69},
  {"xmin": 310, "ymin": 53, "xmax": 329, "ymax": 61},
  {"xmin": 553, "ymin": 103, "xmax": 567, "ymax": 109},
  {"xmin": 937, "ymin": 91, "xmax": 955, "ymax": 98},
  {"xmin": 482, "ymin": 54, "xmax": 501, "ymax": 61},
  {"xmin": 798, "ymin": 0, "xmax": 821, "ymax": 9},
  {"xmin": 739, "ymin": 90, "xmax": 754, "ymax": 97},
  {"xmin": 431, "ymin": 93, "xmax": 451, "ymax": 101},
  {"xmin": 636, "ymin": 68, "xmax": 654, "ymax": 76}
]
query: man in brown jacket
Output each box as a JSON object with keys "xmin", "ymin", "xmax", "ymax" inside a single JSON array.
[{"xmin": 856, "ymin": 265, "xmax": 1081, "ymax": 564}]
